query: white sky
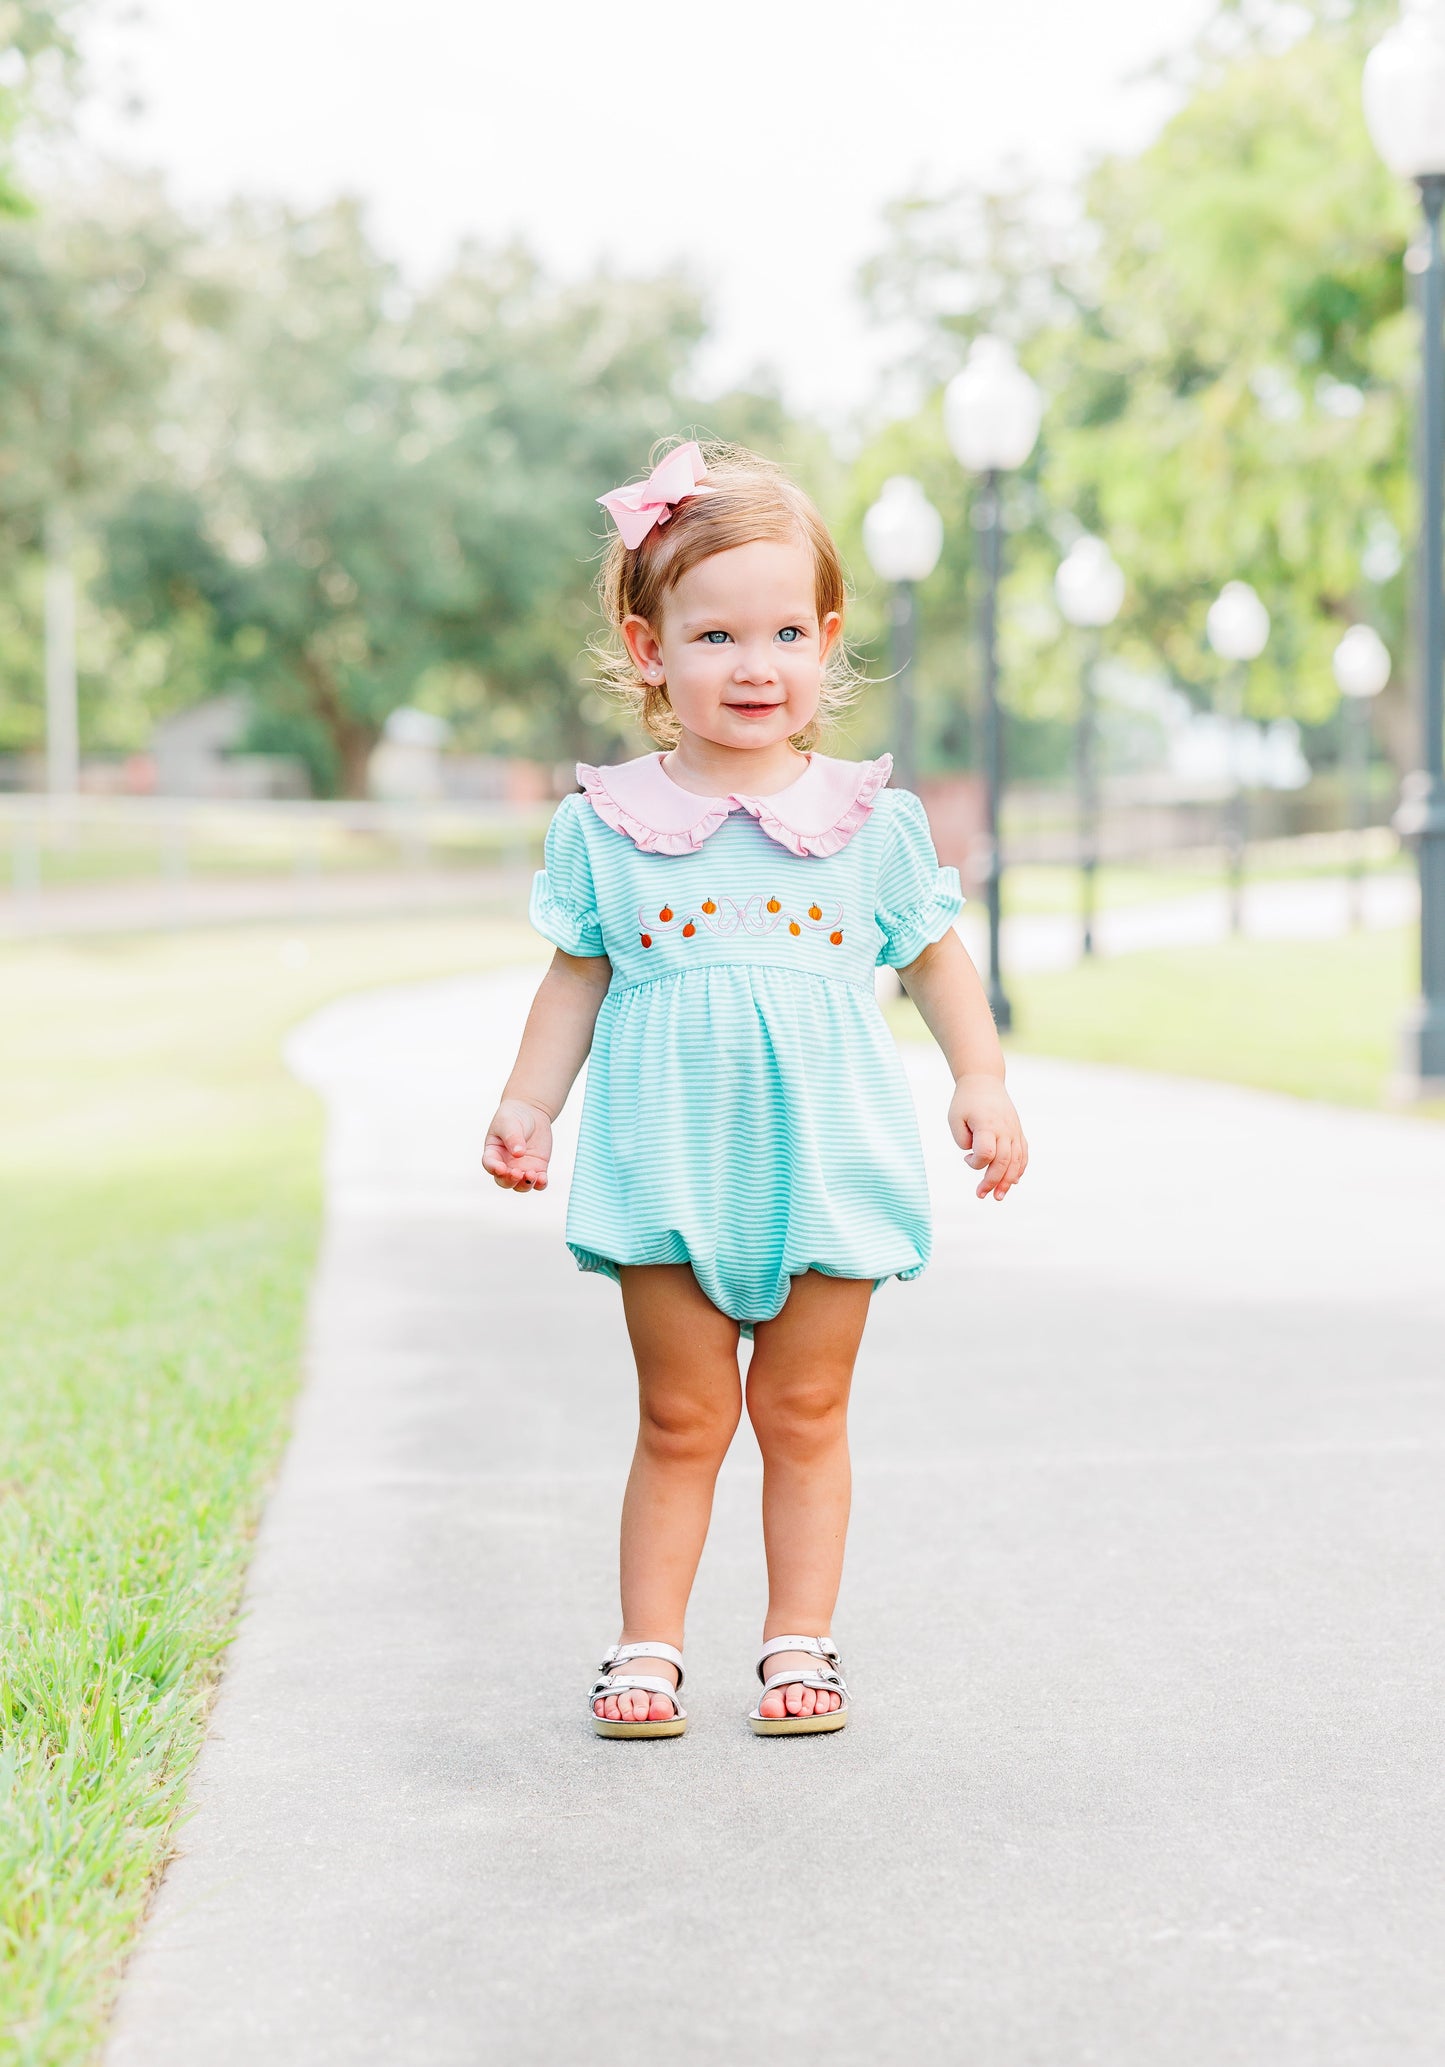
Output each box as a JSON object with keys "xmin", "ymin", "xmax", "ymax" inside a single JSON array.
[{"xmin": 77, "ymin": 0, "xmax": 1216, "ymax": 426}]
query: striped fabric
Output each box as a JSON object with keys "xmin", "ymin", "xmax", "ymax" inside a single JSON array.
[{"xmin": 530, "ymin": 784, "xmax": 963, "ymax": 1331}]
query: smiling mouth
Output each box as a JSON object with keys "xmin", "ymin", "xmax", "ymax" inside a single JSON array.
[{"xmin": 727, "ymin": 701, "xmax": 783, "ymax": 714}]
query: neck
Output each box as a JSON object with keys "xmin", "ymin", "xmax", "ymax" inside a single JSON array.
[{"xmin": 662, "ymin": 731, "xmax": 811, "ymax": 797}]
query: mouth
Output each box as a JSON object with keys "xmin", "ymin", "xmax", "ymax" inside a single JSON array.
[{"xmin": 726, "ymin": 701, "xmax": 784, "ymax": 717}]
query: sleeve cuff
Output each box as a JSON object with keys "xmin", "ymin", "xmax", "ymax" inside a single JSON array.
[
  {"xmin": 877, "ymin": 866, "xmax": 964, "ymax": 968},
  {"xmin": 530, "ymin": 869, "xmax": 605, "ymax": 957}
]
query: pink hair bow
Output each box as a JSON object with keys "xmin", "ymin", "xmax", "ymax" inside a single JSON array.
[{"xmin": 597, "ymin": 441, "xmax": 714, "ymax": 549}]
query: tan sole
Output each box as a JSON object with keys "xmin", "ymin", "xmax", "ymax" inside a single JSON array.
[
  {"xmin": 592, "ymin": 1716, "xmax": 687, "ymax": 1739},
  {"xmin": 749, "ymin": 1709, "xmax": 848, "ymax": 1736}
]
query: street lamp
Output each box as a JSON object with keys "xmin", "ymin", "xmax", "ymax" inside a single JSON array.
[
  {"xmin": 1205, "ymin": 579, "xmax": 1271, "ymax": 935},
  {"xmin": 1332, "ymin": 624, "xmax": 1392, "ymax": 929},
  {"xmin": 1055, "ymin": 536, "xmax": 1126, "ymax": 957},
  {"xmin": 1364, "ymin": 1, "xmax": 1445, "ymax": 1092},
  {"xmin": 944, "ymin": 336, "xmax": 1044, "ymax": 1032},
  {"xmin": 862, "ymin": 476, "xmax": 944, "ymax": 792}
]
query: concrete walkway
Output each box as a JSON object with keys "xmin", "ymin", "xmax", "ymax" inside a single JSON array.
[{"xmin": 107, "ymin": 969, "xmax": 1445, "ymax": 2066}]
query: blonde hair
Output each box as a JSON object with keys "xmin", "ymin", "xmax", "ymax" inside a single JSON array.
[{"xmin": 593, "ymin": 438, "xmax": 858, "ymax": 750}]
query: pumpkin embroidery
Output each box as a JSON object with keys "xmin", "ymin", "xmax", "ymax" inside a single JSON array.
[{"xmin": 633, "ymin": 893, "xmax": 844, "ymax": 946}]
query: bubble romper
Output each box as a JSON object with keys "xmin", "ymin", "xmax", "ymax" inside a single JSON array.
[{"xmin": 528, "ymin": 749, "xmax": 963, "ymax": 1333}]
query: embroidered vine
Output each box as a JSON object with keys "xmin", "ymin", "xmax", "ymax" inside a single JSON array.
[{"xmin": 637, "ymin": 893, "xmax": 844, "ymax": 949}]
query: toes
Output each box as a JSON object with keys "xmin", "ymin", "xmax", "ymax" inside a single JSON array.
[
  {"xmin": 649, "ymin": 1692, "xmax": 675, "ymax": 1721},
  {"xmin": 784, "ymin": 1682, "xmax": 805, "ymax": 1715},
  {"xmin": 759, "ymin": 1689, "xmax": 785, "ymax": 1718}
]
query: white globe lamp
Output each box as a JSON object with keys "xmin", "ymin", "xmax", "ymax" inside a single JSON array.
[{"xmin": 862, "ymin": 477, "xmax": 944, "ymax": 791}]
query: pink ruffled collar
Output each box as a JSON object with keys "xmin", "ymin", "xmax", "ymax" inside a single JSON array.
[{"xmin": 577, "ymin": 751, "xmax": 893, "ymax": 859}]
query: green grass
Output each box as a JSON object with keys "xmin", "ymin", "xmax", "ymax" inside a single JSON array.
[
  {"xmin": 895, "ymin": 922, "xmax": 1442, "ymax": 1115},
  {"xmin": 0, "ymin": 916, "xmax": 539, "ymax": 2066},
  {"xmin": 999, "ymin": 855, "xmax": 1408, "ymax": 919}
]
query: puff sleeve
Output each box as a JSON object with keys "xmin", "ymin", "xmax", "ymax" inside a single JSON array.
[
  {"xmin": 875, "ymin": 791, "xmax": 964, "ymax": 968},
  {"xmin": 529, "ymin": 796, "xmax": 606, "ymax": 958}
]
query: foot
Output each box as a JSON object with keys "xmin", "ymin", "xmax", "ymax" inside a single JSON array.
[
  {"xmin": 757, "ymin": 1647, "xmax": 843, "ymax": 1720},
  {"xmin": 593, "ymin": 1655, "xmax": 680, "ymax": 1725}
]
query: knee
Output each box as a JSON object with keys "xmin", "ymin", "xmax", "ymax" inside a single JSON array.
[
  {"xmin": 747, "ymin": 1375, "xmax": 849, "ymax": 1461},
  {"xmin": 638, "ymin": 1386, "xmax": 740, "ymax": 1468}
]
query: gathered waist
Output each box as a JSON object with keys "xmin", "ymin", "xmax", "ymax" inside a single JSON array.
[{"xmin": 606, "ymin": 958, "xmax": 879, "ymax": 1002}]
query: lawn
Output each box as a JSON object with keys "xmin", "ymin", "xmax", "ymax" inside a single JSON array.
[
  {"xmin": 895, "ymin": 922, "xmax": 1441, "ymax": 1115},
  {"xmin": 0, "ymin": 916, "xmax": 539, "ymax": 2067}
]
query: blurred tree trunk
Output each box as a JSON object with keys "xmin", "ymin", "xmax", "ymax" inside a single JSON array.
[
  {"xmin": 44, "ymin": 506, "xmax": 78, "ymax": 794},
  {"xmin": 300, "ymin": 650, "xmax": 378, "ymax": 798}
]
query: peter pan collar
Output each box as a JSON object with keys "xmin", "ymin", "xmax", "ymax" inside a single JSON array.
[{"xmin": 577, "ymin": 750, "xmax": 893, "ymax": 859}]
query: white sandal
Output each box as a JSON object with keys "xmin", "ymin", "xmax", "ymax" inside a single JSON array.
[
  {"xmin": 747, "ymin": 1635, "xmax": 849, "ymax": 1736},
  {"xmin": 589, "ymin": 1641, "xmax": 688, "ymax": 1739}
]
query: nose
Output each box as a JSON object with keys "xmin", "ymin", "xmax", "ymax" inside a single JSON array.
[{"xmin": 732, "ymin": 643, "xmax": 778, "ymax": 687}]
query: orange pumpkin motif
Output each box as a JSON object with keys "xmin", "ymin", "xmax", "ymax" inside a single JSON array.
[
  {"xmin": 830, "ymin": 930, "xmax": 843, "ymax": 945},
  {"xmin": 766, "ymin": 897, "xmax": 781, "ymax": 913},
  {"xmin": 682, "ymin": 921, "xmax": 696, "ymax": 937},
  {"xmin": 788, "ymin": 920, "xmax": 801, "ymax": 936},
  {"xmin": 701, "ymin": 899, "xmax": 717, "ymax": 915},
  {"xmin": 641, "ymin": 933, "xmax": 653, "ymax": 948},
  {"xmin": 659, "ymin": 906, "xmax": 673, "ymax": 923}
]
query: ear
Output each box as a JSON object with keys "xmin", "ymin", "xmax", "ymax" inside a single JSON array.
[
  {"xmin": 818, "ymin": 611, "xmax": 844, "ymax": 663},
  {"xmin": 621, "ymin": 614, "xmax": 664, "ymax": 678}
]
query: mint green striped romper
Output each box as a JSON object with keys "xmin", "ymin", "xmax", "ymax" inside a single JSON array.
[{"xmin": 528, "ymin": 751, "xmax": 963, "ymax": 1331}]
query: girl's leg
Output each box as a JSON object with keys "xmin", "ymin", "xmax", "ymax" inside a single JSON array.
[
  {"xmin": 596, "ymin": 1263, "xmax": 743, "ymax": 1723},
  {"xmin": 745, "ymin": 1271, "xmax": 874, "ymax": 1719}
]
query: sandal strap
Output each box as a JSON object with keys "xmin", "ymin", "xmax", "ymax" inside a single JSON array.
[
  {"xmin": 600, "ymin": 1641, "xmax": 685, "ymax": 1689},
  {"xmin": 756, "ymin": 1634, "xmax": 839, "ymax": 1683},
  {"xmin": 588, "ymin": 1672, "xmax": 686, "ymax": 1719},
  {"xmin": 760, "ymin": 1667, "xmax": 846, "ymax": 1695}
]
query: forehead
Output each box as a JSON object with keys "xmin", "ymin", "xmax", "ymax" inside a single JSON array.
[{"xmin": 667, "ymin": 536, "xmax": 818, "ymax": 617}]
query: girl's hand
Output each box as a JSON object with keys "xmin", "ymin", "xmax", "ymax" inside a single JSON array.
[
  {"xmin": 948, "ymin": 1074, "xmax": 1028, "ymax": 1201},
  {"xmin": 483, "ymin": 1099, "xmax": 554, "ymax": 1193}
]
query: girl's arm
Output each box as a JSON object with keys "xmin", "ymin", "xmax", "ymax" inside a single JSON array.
[
  {"xmin": 483, "ymin": 948, "xmax": 612, "ymax": 1193},
  {"xmin": 898, "ymin": 929, "xmax": 1028, "ymax": 1202}
]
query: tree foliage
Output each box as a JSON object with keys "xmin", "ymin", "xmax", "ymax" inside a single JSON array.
[{"xmin": 851, "ymin": 0, "xmax": 1421, "ymax": 772}]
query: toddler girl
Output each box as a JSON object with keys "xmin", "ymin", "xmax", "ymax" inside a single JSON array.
[{"xmin": 484, "ymin": 440, "xmax": 1027, "ymax": 1736}]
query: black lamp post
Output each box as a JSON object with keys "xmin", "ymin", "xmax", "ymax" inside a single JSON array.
[
  {"xmin": 1332, "ymin": 623, "xmax": 1392, "ymax": 929},
  {"xmin": 1205, "ymin": 580, "xmax": 1271, "ymax": 937},
  {"xmin": 1365, "ymin": 7, "xmax": 1445, "ymax": 1092},
  {"xmin": 1055, "ymin": 535, "xmax": 1126, "ymax": 958},
  {"xmin": 944, "ymin": 338, "xmax": 1043, "ymax": 1033}
]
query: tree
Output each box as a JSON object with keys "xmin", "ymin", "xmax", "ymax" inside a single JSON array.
[
  {"xmin": 102, "ymin": 209, "xmax": 708, "ymax": 793},
  {"xmin": 0, "ymin": 177, "xmax": 190, "ymax": 766},
  {"xmin": 851, "ymin": 0, "xmax": 1421, "ymax": 772},
  {"xmin": 0, "ymin": 2, "xmax": 82, "ymax": 216}
]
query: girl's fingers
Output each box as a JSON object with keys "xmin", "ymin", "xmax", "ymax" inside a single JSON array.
[
  {"xmin": 965, "ymin": 1126, "xmax": 997, "ymax": 1171},
  {"xmin": 979, "ymin": 1139, "xmax": 1013, "ymax": 1196}
]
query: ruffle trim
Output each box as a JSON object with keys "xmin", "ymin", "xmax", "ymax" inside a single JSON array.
[
  {"xmin": 576, "ymin": 764, "xmax": 732, "ymax": 855},
  {"xmin": 745, "ymin": 752, "xmax": 892, "ymax": 859},
  {"xmin": 576, "ymin": 753, "xmax": 894, "ymax": 859},
  {"xmin": 529, "ymin": 868, "xmax": 604, "ymax": 957},
  {"xmin": 876, "ymin": 866, "xmax": 965, "ymax": 969}
]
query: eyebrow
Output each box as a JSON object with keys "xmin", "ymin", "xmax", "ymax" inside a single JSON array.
[{"xmin": 676, "ymin": 611, "xmax": 816, "ymax": 634}]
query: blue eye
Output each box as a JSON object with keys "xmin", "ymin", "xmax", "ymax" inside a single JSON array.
[
  {"xmin": 701, "ymin": 630, "xmax": 730, "ymax": 644},
  {"xmin": 777, "ymin": 627, "xmax": 802, "ymax": 643}
]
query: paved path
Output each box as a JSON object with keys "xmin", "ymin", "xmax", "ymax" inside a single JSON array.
[{"xmin": 107, "ymin": 970, "xmax": 1445, "ymax": 2066}]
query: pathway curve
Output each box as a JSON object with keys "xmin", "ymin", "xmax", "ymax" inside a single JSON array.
[{"xmin": 106, "ymin": 968, "xmax": 1445, "ymax": 2066}]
